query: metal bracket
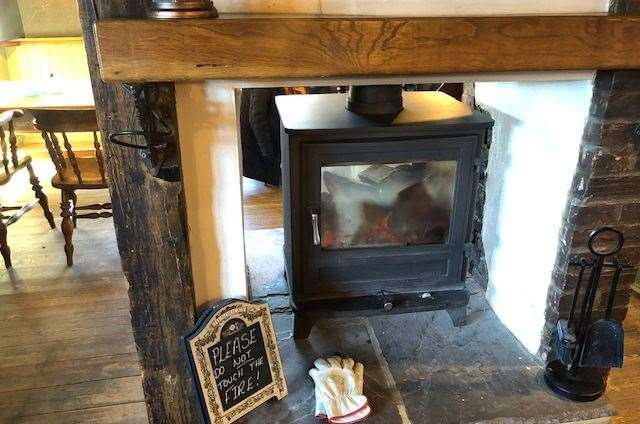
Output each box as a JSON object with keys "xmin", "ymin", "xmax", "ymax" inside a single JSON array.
[{"xmin": 108, "ymin": 83, "xmax": 180, "ymax": 182}]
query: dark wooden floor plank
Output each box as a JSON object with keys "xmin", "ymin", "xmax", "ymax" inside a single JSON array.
[
  {"xmin": 0, "ymin": 332, "xmax": 137, "ymax": 368},
  {"xmin": 0, "ymin": 376, "xmax": 144, "ymax": 420},
  {"xmin": 0, "ymin": 293, "xmax": 129, "ymax": 318},
  {"xmin": 0, "ymin": 269, "xmax": 125, "ymax": 294},
  {"xmin": 0, "ymin": 353, "xmax": 141, "ymax": 392},
  {"xmin": 0, "ymin": 149, "xmax": 145, "ymax": 421},
  {"xmin": 0, "ymin": 311, "xmax": 131, "ymax": 336},
  {"xmin": 12, "ymin": 402, "xmax": 148, "ymax": 424},
  {"xmin": 0, "ymin": 141, "xmax": 140, "ymax": 421},
  {"xmin": 1, "ymin": 317, "xmax": 133, "ymax": 347}
]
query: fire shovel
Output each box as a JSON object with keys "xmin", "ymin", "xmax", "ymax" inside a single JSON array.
[
  {"xmin": 579, "ymin": 228, "xmax": 625, "ymax": 369},
  {"xmin": 580, "ymin": 262, "xmax": 625, "ymax": 369}
]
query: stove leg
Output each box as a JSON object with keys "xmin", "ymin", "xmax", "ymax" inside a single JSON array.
[
  {"xmin": 447, "ymin": 305, "xmax": 468, "ymax": 327},
  {"xmin": 293, "ymin": 314, "xmax": 314, "ymax": 339}
]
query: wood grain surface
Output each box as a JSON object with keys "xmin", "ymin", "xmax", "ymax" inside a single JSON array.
[
  {"xmin": 78, "ymin": 0, "xmax": 201, "ymax": 422},
  {"xmin": 0, "ymin": 156, "xmax": 147, "ymax": 423},
  {"xmin": 242, "ymin": 178, "xmax": 283, "ymax": 231},
  {"xmin": 95, "ymin": 15, "xmax": 640, "ymax": 82}
]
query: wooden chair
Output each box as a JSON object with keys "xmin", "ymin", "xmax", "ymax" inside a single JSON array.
[
  {"xmin": 0, "ymin": 109, "xmax": 56, "ymax": 268},
  {"xmin": 31, "ymin": 109, "xmax": 112, "ymax": 266}
]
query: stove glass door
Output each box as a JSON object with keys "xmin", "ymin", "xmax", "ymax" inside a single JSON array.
[{"xmin": 320, "ymin": 160, "xmax": 457, "ymax": 250}]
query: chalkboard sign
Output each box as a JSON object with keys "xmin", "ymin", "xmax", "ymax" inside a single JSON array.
[
  {"xmin": 209, "ymin": 321, "xmax": 272, "ymax": 410},
  {"xmin": 184, "ymin": 300, "xmax": 287, "ymax": 424}
]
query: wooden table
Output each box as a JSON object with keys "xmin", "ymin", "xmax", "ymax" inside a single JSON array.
[{"xmin": 0, "ymin": 80, "xmax": 95, "ymax": 111}]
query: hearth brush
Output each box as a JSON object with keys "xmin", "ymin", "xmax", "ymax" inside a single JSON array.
[{"xmin": 544, "ymin": 227, "xmax": 628, "ymax": 402}]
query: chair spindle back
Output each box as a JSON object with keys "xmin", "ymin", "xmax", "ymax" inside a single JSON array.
[{"xmin": 31, "ymin": 109, "xmax": 105, "ymax": 185}]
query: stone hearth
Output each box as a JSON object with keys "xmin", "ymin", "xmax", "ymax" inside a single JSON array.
[{"xmin": 243, "ymin": 228, "xmax": 614, "ymax": 423}]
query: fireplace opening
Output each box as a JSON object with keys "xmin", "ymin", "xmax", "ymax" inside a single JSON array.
[
  {"xmin": 240, "ymin": 85, "xmax": 491, "ymax": 338},
  {"xmin": 238, "ymin": 78, "xmax": 639, "ymax": 357}
]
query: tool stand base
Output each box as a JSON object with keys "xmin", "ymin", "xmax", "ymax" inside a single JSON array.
[{"xmin": 544, "ymin": 359, "xmax": 606, "ymax": 402}]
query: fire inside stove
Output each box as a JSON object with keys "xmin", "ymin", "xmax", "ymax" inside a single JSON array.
[{"xmin": 320, "ymin": 160, "xmax": 457, "ymax": 250}]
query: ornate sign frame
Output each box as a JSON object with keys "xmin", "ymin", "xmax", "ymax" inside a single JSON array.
[{"xmin": 184, "ymin": 299, "xmax": 288, "ymax": 424}]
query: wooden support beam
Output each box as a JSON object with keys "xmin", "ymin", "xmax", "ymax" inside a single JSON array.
[
  {"xmin": 95, "ymin": 15, "xmax": 640, "ymax": 83},
  {"xmin": 77, "ymin": 1, "xmax": 200, "ymax": 423}
]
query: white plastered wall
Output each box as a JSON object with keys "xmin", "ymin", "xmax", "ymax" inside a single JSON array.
[
  {"xmin": 176, "ymin": 0, "xmax": 610, "ymax": 319},
  {"xmin": 475, "ymin": 81, "xmax": 595, "ymax": 353},
  {"xmin": 176, "ymin": 85, "xmax": 246, "ymax": 309}
]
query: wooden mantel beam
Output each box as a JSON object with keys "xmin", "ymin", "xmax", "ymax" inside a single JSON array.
[{"xmin": 95, "ymin": 15, "xmax": 640, "ymax": 83}]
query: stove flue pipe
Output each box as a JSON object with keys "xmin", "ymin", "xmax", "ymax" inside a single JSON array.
[{"xmin": 347, "ymin": 85, "xmax": 404, "ymax": 121}]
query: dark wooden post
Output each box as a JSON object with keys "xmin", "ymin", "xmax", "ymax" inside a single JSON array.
[{"xmin": 76, "ymin": 1, "xmax": 200, "ymax": 422}]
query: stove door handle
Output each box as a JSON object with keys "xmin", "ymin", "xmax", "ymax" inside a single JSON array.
[{"xmin": 311, "ymin": 212, "xmax": 321, "ymax": 246}]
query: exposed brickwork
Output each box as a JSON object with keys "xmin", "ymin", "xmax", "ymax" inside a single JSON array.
[
  {"xmin": 469, "ymin": 125, "xmax": 492, "ymax": 290},
  {"xmin": 541, "ymin": 0, "xmax": 640, "ymax": 356},
  {"xmin": 621, "ymin": 202, "xmax": 640, "ymax": 222},
  {"xmin": 552, "ymin": 266, "xmax": 637, "ymax": 292},
  {"xmin": 578, "ymin": 144, "xmax": 639, "ymax": 177},
  {"xmin": 583, "ymin": 119, "xmax": 640, "ymax": 151},
  {"xmin": 542, "ymin": 65, "xmax": 640, "ymax": 355}
]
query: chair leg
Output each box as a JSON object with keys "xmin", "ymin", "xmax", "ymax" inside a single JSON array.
[
  {"xmin": 0, "ymin": 217, "xmax": 10, "ymax": 268},
  {"xmin": 61, "ymin": 190, "xmax": 75, "ymax": 266},
  {"xmin": 26, "ymin": 162, "xmax": 55, "ymax": 229},
  {"xmin": 70, "ymin": 190, "xmax": 78, "ymax": 228}
]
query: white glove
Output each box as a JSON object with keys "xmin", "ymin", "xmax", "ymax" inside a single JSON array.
[
  {"xmin": 331, "ymin": 403, "xmax": 371, "ymax": 424},
  {"xmin": 314, "ymin": 384, "xmax": 327, "ymax": 420},
  {"xmin": 309, "ymin": 357, "xmax": 368, "ymax": 422},
  {"xmin": 330, "ymin": 358, "xmax": 370, "ymax": 424}
]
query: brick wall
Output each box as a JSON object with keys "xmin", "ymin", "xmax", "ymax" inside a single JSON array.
[
  {"xmin": 542, "ymin": 51, "xmax": 640, "ymax": 355},
  {"xmin": 540, "ymin": 0, "xmax": 640, "ymax": 358},
  {"xmin": 469, "ymin": 121, "xmax": 491, "ymax": 291}
]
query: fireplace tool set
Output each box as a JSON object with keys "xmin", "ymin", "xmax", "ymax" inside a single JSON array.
[{"xmin": 544, "ymin": 227, "xmax": 629, "ymax": 401}]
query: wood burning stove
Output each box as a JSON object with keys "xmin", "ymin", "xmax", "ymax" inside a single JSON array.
[{"xmin": 275, "ymin": 89, "xmax": 493, "ymax": 338}]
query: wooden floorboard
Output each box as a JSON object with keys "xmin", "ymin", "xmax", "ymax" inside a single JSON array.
[
  {"xmin": 11, "ymin": 402, "xmax": 148, "ymax": 424},
  {"xmin": 0, "ymin": 154, "xmax": 147, "ymax": 423},
  {"xmin": 1, "ymin": 319, "xmax": 134, "ymax": 348},
  {"xmin": 0, "ymin": 287, "xmax": 129, "ymax": 311},
  {"xmin": 0, "ymin": 353, "xmax": 141, "ymax": 393},
  {"xmin": 0, "ymin": 330, "xmax": 136, "ymax": 369},
  {"xmin": 242, "ymin": 177, "xmax": 283, "ymax": 231},
  {"xmin": 608, "ymin": 294, "xmax": 640, "ymax": 423},
  {"xmin": 0, "ymin": 376, "xmax": 144, "ymax": 421}
]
